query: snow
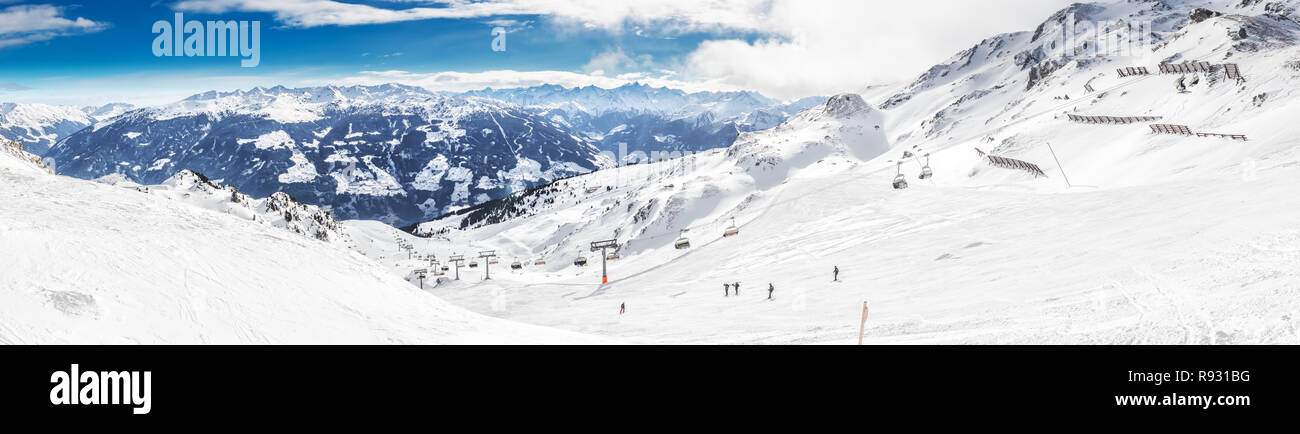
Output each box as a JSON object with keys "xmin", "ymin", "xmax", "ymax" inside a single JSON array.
[
  {"xmin": 0, "ymin": 155, "xmax": 605, "ymax": 344},
  {"xmin": 278, "ymin": 152, "xmax": 318, "ymax": 183},
  {"xmin": 237, "ymin": 130, "xmax": 295, "ymax": 150},
  {"xmin": 0, "ymin": 140, "xmax": 52, "ymax": 174},
  {"xmin": 146, "ymin": 158, "xmax": 171, "ymax": 172},
  {"xmin": 0, "ymin": 102, "xmax": 91, "ymax": 129},
  {"xmin": 384, "ymin": 133, "xmax": 1300, "ymax": 344},
  {"xmin": 411, "ymin": 154, "xmax": 450, "ymax": 191},
  {"xmin": 329, "ymin": 157, "xmax": 406, "ymax": 197},
  {"xmin": 377, "ymin": 1, "xmax": 1300, "ymax": 344}
]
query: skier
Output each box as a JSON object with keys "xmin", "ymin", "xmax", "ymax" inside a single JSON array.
[
  {"xmin": 724, "ymin": 283, "xmax": 730, "ymax": 297},
  {"xmin": 733, "ymin": 282, "xmax": 740, "ymax": 295},
  {"xmin": 833, "ymin": 266, "xmax": 839, "ymax": 282},
  {"xmin": 619, "ymin": 302, "xmax": 625, "ymax": 315},
  {"xmin": 767, "ymin": 283, "xmax": 774, "ymax": 300}
]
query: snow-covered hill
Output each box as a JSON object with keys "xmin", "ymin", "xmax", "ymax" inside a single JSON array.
[
  {"xmin": 0, "ymin": 148, "xmax": 607, "ymax": 344},
  {"xmin": 0, "ymin": 102, "xmax": 134, "ymax": 155},
  {"xmin": 0, "ymin": 139, "xmax": 53, "ymax": 174},
  {"xmin": 377, "ymin": 0, "xmax": 1300, "ymax": 344},
  {"xmin": 47, "ymin": 84, "xmax": 609, "ymax": 226},
  {"xmin": 94, "ymin": 170, "xmax": 350, "ymax": 245},
  {"xmin": 464, "ymin": 83, "xmax": 824, "ymax": 155}
]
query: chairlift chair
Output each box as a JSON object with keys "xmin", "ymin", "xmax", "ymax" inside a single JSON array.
[
  {"xmin": 892, "ymin": 162, "xmax": 909, "ymax": 190},
  {"xmin": 469, "ymin": 261, "xmax": 479, "ymax": 268},
  {"xmin": 919, "ymin": 154, "xmax": 933, "ymax": 180},
  {"xmin": 534, "ymin": 259, "xmax": 546, "ymax": 266},
  {"xmin": 510, "ymin": 258, "xmax": 523, "ymax": 270},
  {"xmin": 723, "ymin": 217, "xmax": 739, "ymax": 237},
  {"xmin": 573, "ymin": 256, "xmax": 588, "ymax": 267},
  {"xmin": 674, "ymin": 229, "xmax": 691, "ymax": 250}
]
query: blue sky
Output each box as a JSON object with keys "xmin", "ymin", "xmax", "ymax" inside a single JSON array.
[{"xmin": 0, "ymin": 0, "xmax": 1078, "ymax": 106}]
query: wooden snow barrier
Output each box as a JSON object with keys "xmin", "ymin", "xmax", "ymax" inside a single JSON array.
[
  {"xmin": 1067, "ymin": 114, "xmax": 1162, "ymax": 124},
  {"xmin": 1158, "ymin": 61, "xmax": 1212, "ymax": 74},
  {"xmin": 1150, "ymin": 124, "xmax": 1194, "ymax": 135},
  {"xmin": 1150, "ymin": 124, "xmax": 1247, "ymax": 140},
  {"xmin": 1084, "ymin": 83, "xmax": 1096, "ymax": 93},
  {"xmin": 1224, "ymin": 63, "xmax": 1244, "ymax": 81},
  {"xmin": 975, "ymin": 148, "xmax": 1048, "ymax": 178},
  {"xmin": 1116, "ymin": 67, "xmax": 1151, "ymax": 77},
  {"xmin": 1195, "ymin": 132, "xmax": 1248, "ymax": 141}
]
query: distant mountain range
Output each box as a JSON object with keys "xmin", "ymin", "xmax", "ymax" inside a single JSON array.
[
  {"xmin": 464, "ymin": 83, "xmax": 824, "ymax": 156},
  {"xmin": 46, "ymin": 84, "xmax": 606, "ymax": 226},
  {"xmin": 30, "ymin": 83, "xmax": 814, "ymax": 225},
  {"xmin": 0, "ymin": 102, "xmax": 134, "ymax": 155}
]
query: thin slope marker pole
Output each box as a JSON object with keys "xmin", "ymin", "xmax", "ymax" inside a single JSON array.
[
  {"xmin": 858, "ymin": 301, "xmax": 869, "ymax": 345},
  {"xmin": 1045, "ymin": 142, "xmax": 1072, "ymax": 188}
]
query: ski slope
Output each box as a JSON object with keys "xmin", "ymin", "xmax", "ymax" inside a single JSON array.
[
  {"xmin": 370, "ymin": 143, "xmax": 1300, "ymax": 344},
  {"xmin": 0, "ymin": 147, "xmax": 608, "ymax": 344},
  {"xmin": 375, "ymin": 2, "xmax": 1300, "ymax": 344}
]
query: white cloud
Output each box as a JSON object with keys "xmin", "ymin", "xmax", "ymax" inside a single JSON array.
[
  {"xmin": 675, "ymin": 0, "xmax": 1080, "ymax": 99},
  {"xmin": 581, "ymin": 47, "xmax": 653, "ymax": 74},
  {"xmin": 0, "ymin": 4, "xmax": 107, "ymax": 48},
  {"xmin": 171, "ymin": 0, "xmax": 778, "ymax": 30}
]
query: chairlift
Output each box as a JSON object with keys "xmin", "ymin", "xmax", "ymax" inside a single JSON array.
[
  {"xmin": 674, "ymin": 229, "xmax": 691, "ymax": 250},
  {"xmin": 892, "ymin": 162, "xmax": 909, "ymax": 190},
  {"xmin": 919, "ymin": 154, "xmax": 933, "ymax": 180},
  {"xmin": 573, "ymin": 256, "xmax": 588, "ymax": 267},
  {"xmin": 510, "ymin": 258, "xmax": 523, "ymax": 270},
  {"xmin": 723, "ymin": 217, "xmax": 739, "ymax": 237}
]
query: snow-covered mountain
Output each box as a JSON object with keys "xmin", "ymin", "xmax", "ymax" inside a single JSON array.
[
  {"xmin": 0, "ymin": 102, "xmax": 134, "ymax": 155},
  {"xmin": 464, "ymin": 83, "xmax": 824, "ymax": 156},
  {"xmin": 374, "ymin": 0, "xmax": 1300, "ymax": 344},
  {"xmin": 877, "ymin": 0, "xmax": 1300, "ymax": 154},
  {"xmin": 47, "ymin": 84, "xmax": 608, "ymax": 226}
]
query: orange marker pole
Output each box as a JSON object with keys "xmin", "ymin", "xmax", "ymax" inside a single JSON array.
[{"xmin": 858, "ymin": 301, "xmax": 869, "ymax": 345}]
